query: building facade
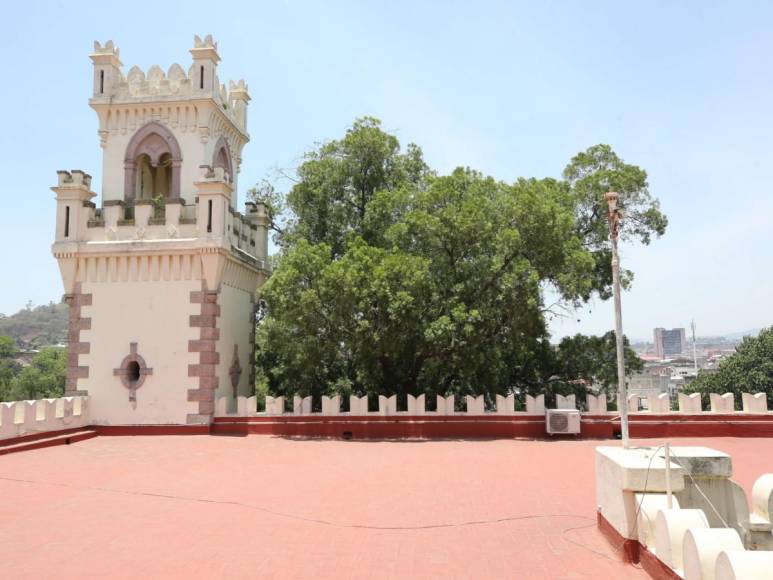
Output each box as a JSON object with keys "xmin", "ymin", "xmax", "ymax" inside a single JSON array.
[
  {"xmin": 653, "ymin": 327, "xmax": 687, "ymax": 358},
  {"xmin": 51, "ymin": 37, "xmax": 269, "ymax": 426}
]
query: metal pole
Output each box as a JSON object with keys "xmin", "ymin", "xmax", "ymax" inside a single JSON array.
[
  {"xmin": 691, "ymin": 319, "xmax": 698, "ymax": 374},
  {"xmin": 665, "ymin": 442, "xmax": 673, "ymax": 509},
  {"xmin": 606, "ymin": 191, "xmax": 630, "ymax": 448}
]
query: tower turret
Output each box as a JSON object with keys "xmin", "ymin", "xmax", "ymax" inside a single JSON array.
[
  {"xmin": 52, "ymin": 37, "xmax": 269, "ymax": 428},
  {"xmin": 89, "ymin": 41, "xmax": 122, "ymax": 98},
  {"xmin": 189, "ymin": 34, "xmax": 220, "ymax": 95}
]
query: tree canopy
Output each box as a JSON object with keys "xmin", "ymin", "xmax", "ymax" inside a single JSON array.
[
  {"xmin": 252, "ymin": 118, "xmax": 665, "ymax": 402},
  {"xmin": 0, "ymin": 335, "xmax": 66, "ymax": 402},
  {"xmin": 683, "ymin": 327, "xmax": 773, "ymax": 408}
]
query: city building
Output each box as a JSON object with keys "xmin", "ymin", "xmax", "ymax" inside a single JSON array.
[
  {"xmin": 653, "ymin": 326, "xmax": 687, "ymax": 358},
  {"xmin": 51, "ymin": 37, "xmax": 269, "ymax": 426}
]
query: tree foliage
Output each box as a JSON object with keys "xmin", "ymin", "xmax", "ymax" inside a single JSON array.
[
  {"xmin": 0, "ymin": 335, "xmax": 66, "ymax": 402},
  {"xmin": 550, "ymin": 332, "xmax": 643, "ymax": 404},
  {"xmin": 684, "ymin": 327, "xmax": 773, "ymax": 408},
  {"xmin": 255, "ymin": 118, "xmax": 665, "ymax": 400}
]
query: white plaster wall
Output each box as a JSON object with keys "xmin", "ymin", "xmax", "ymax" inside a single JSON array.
[
  {"xmin": 80, "ymin": 278, "xmax": 201, "ymax": 424},
  {"xmin": 215, "ymin": 283, "xmax": 254, "ymax": 407}
]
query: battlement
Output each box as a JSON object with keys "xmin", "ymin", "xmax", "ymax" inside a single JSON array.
[
  {"xmin": 193, "ymin": 34, "xmax": 217, "ymax": 49},
  {"xmin": 56, "ymin": 169, "xmax": 93, "ymax": 189},
  {"xmin": 90, "ymin": 40, "xmax": 121, "ymax": 61},
  {"xmin": 89, "ymin": 35, "xmax": 249, "ymax": 133},
  {"xmin": 0, "ymin": 396, "xmax": 89, "ymax": 441}
]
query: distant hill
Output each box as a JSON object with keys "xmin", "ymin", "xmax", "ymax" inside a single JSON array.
[
  {"xmin": 722, "ymin": 328, "xmax": 761, "ymax": 340},
  {"xmin": 0, "ymin": 302, "xmax": 68, "ymax": 348}
]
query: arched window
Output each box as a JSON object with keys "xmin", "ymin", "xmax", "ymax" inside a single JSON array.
[
  {"xmin": 124, "ymin": 122, "xmax": 182, "ymax": 202},
  {"xmin": 133, "ymin": 153, "xmax": 173, "ymax": 200},
  {"xmin": 211, "ymin": 136, "xmax": 233, "ymax": 183}
]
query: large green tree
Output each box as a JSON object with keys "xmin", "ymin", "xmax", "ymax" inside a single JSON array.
[
  {"xmin": 684, "ymin": 328, "xmax": 773, "ymax": 408},
  {"xmin": 253, "ymin": 118, "xmax": 665, "ymax": 401},
  {"xmin": 549, "ymin": 332, "xmax": 643, "ymax": 406}
]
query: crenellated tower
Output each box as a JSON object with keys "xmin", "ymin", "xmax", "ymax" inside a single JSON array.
[{"xmin": 51, "ymin": 37, "xmax": 269, "ymax": 428}]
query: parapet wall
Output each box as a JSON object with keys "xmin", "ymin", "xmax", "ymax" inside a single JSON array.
[
  {"xmin": 212, "ymin": 392, "xmax": 773, "ymax": 439},
  {"xmin": 0, "ymin": 396, "xmax": 89, "ymax": 440},
  {"xmin": 216, "ymin": 391, "xmax": 770, "ymax": 417}
]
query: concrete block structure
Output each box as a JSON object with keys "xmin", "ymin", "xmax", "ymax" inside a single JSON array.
[
  {"xmin": 596, "ymin": 445, "xmax": 773, "ymax": 578},
  {"xmin": 51, "ymin": 37, "xmax": 268, "ymax": 427}
]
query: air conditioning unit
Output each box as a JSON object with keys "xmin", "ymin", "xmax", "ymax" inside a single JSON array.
[{"xmin": 546, "ymin": 409, "xmax": 581, "ymax": 435}]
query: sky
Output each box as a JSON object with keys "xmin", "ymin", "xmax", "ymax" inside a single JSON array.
[{"xmin": 1, "ymin": 0, "xmax": 772, "ymax": 341}]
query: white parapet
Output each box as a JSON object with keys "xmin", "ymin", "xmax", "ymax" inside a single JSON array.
[
  {"xmin": 710, "ymin": 393, "xmax": 735, "ymax": 413},
  {"xmin": 742, "ymin": 393, "xmax": 767, "ymax": 413},
  {"xmin": 715, "ymin": 550, "xmax": 773, "ymax": 580},
  {"xmin": 0, "ymin": 396, "xmax": 90, "ymax": 440},
  {"xmin": 349, "ymin": 395, "xmax": 368, "ymax": 415},
  {"xmin": 679, "ymin": 393, "xmax": 702, "ymax": 413},
  {"xmin": 465, "ymin": 395, "xmax": 485, "ymax": 414},
  {"xmin": 264, "ymin": 395, "xmax": 285, "ymax": 415},
  {"xmin": 752, "ymin": 474, "xmax": 773, "ymax": 524},
  {"xmin": 236, "ymin": 395, "xmax": 253, "ymax": 415},
  {"xmin": 648, "ymin": 393, "xmax": 671, "ymax": 413},
  {"xmin": 407, "ymin": 394, "xmax": 425, "ymax": 415},
  {"xmin": 215, "ymin": 396, "xmax": 228, "ymax": 416},
  {"xmin": 595, "ymin": 446, "xmax": 685, "ymax": 541},
  {"xmin": 555, "ymin": 394, "xmax": 576, "ymax": 410},
  {"xmin": 635, "ymin": 493, "xmax": 680, "ymax": 548},
  {"xmin": 379, "ymin": 394, "xmax": 396, "ymax": 415},
  {"xmin": 495, "ymin": 393, "xmax": 515, "ymax": 414},
  {"xmin": 683, "ymin": 528, "xmax": 743, "ymax": 580},
  {"xmin": 586, "ymin": 393, "xmax": 607, "ymax": 414},
  {"xmin": 628, "ymin": 394, "xmax": 642, "ymax": 412},
  {"xmin": 654, "ymin": 508, "xmax": 709, "ymax": 570},
  {"xmin": 321, "ymin": 395, "xmax": 340, "ymax": 415},
  {"xmin": 525, "ymin": 394, "xmax": 544, "ymax": 415},
  {"xmin": 436, "ymin": 394, "xmax": 455, "ymax": 415},
  {"xmin": 246, "ymin": 396, "xmax": 257, "ymax": 416},
  {"xmin": 294, "ymin": 395, "xmax": 312, "ymax": 415},
  {"xmin": 750, "ymin": 473, "xmax": 773, "ymax": 549}
]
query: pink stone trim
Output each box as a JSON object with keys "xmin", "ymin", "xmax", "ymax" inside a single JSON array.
[
  {"xmin": 187, "ymin": 287, "xmax": 220, "ymax": 424},
  {"xmin": 113, "ymin": 343, "xmax": 153, "ymax": 402},
  {"xmin": 64, "ymin": 283, "xmax": 91, "ymax": 396}
]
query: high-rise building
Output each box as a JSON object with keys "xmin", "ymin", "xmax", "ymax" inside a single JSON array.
[{"xmin": 653, "ymin": 327, "xmax": 687, "ymax": 358}]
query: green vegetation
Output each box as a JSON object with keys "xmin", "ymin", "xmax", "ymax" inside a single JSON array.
[
  {"xmin": 0, "ymin": 334, "xmax": 66, "ymax": 402},
  {"xmin": 252, "ymin": 117, "xmax": 666, "ymax": 403},
  {"xmin": 684, "ymin": 327, "xmax": 773, "ymax": 408},
  {"xmin": 0, "ymin": 301, "xmax": 68, "ymax": 349}
]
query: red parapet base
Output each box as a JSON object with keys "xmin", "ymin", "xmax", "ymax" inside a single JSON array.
[
  {"xmin": 0, "ymin": 427, "xmax": 99, "ymax": 456},
  {"xmin": 596, "ymin": 510, "xmax": 681, "ymax": 580},
  {"xmin": 213, "ymin": 413, "xmax": 773, "ymax": 440},
  {"xmin": 212, "ymin": 414, "xmax": 547, "ymax": 439},
  {"xmin": 94, "ymin": 425, "xmax": 211, "ymax": 436},
  {"xmin": 583, "ymin": 413, "xmax": 773, "ymax": 439}
]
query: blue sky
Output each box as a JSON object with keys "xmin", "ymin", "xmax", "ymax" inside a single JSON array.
[{"xmin": 2, "ymin": 0, "xmax": 772, "ymax": 341}]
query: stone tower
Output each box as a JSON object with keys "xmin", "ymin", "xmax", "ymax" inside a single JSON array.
[{"xmin": 51, "ymin": 36, "xmax": 269, "ymax": 427}]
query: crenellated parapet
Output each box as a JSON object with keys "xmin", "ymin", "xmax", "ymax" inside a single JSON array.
[
  {"xmin": 0, "ymin": 396, "xmax": 89, "ymax": 440},
  {"xmin": 215, "ymin": 391, "xmax": 771, "ymax": 417}
]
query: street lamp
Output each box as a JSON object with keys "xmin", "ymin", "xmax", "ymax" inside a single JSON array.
[{"xmin": 606, "ymin": 191, "xmax": 630, "ymax": 448}]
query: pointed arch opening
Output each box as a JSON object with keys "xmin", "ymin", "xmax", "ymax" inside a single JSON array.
[
  {"xmin": 211, "ymin": 136, "xmax": 234, "ymax": 183},
  {"xmin": 124, "ymin": 121, "xmax": 182, "ymax": 202}
]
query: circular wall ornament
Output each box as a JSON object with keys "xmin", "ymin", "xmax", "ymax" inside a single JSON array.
[{"xmin": 113, "ymin": 342, "xmax": 153, "ymax": 402}]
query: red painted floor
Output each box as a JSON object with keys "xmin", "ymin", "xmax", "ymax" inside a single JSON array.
[{"xmin": 0, "ymin": 436, "xmax": 771, "ymax": 579}]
